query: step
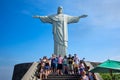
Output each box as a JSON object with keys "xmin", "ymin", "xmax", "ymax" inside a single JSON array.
[
  {"xmin": 43, "ymin": 78, "xmax": 80, "ymax": 80},
  {"xmin": 42, "ymin": 74, "xmax": 81, "ymax": 80},
  {"xmin": 48, "ymin": 75, "xmax": 80, "ymax": 77}
]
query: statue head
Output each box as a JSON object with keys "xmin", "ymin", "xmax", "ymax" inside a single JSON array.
[{"xmin": 57, "ymin": 6, "xmax": 63, "ymax": 14}]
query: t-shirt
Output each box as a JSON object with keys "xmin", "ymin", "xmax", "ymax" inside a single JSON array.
[
  {"xmin": 74, "ymin": 56, "xmax": 79, "ymax": 64},
  {"xmin": 63, "ymin": 58, "xmax": 68, "ymax": 64},
  {"xmin": 51, "ymin": 57, "xmax": 57, "ymax": 64},
  {"xmin": 45, "ymin": 60, "xmax": 49, "ymax": 66},
  {"xmin": 45, "ymin": 63, "xmax": 49, "ymax": 66},
  {"xmin": 58, "ymin": 57, "xmax": 63, "ymax": 64},
  {"xmin": 79, "ymin": 63, "xmax": 85, "ymax": 69},
  {"xmin": 68, "ymin": 57, "xmax": 73, "ymax": 64}
]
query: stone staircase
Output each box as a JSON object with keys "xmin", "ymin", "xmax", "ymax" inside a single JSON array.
[
  {"xmin": 19, "ymin": 61, "xmax": 103, "ymax": 80},
  {"xmin": 43, "ymin": 74, "xmax": 81, "ymax": 80}
]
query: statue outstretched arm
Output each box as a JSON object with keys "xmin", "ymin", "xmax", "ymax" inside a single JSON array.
[
  {"xmin": 32, "ymin": 15, "xmax": 41, "ymax": 18},
  {"xmin": 79, "ymin": 14, "xmax": 88, "ymax": 18},
  {"xmin": 33, "ymin": 15, "xmax": 52, "ymax": 23},
  {"xmin": 67, "ymin": 14, "xmax": 88, "ymax": 24}
]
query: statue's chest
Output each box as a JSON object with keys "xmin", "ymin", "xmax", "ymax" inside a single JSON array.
[
  {"xmin": 54, "ymin": 15, "xmax": 65, "ymax": 22},
  {"xmin": 58, "ymin": 15, "xmax": 64, "ymax": 21}
]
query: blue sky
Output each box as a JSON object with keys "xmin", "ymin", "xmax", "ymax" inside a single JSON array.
[{"xmin": 0, "ymin": 0, "xmax": 120, "ymax": 80}]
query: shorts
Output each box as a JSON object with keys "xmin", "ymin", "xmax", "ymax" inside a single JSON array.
[
  {"xmin": 57, "ymin": 64, "xmax": 63, "ymax": 70},
  {"xmin": 73, "ymin": 63, "xmax": 78, "ymax": 68},
  {"xmin": 63, "ymin": 64, "xmax": 67, "ymax": 67},
  {"xmin": 79, "ymin": 68, "xmax": 84, "ymax": 72},
  {"xmin": 40, "ymin": 68, "xmax": 44, "ymax": 73},
  {"xmin": 51, "ymin": 63, "xmax": 57, "ymax": 69},
  {"xmin": 45, "ymin": 66, "xmax": 50, "ymax": 70},
  {"xmin": 68, "ymin": 64, "xmax": 73, "ymax": 71}
]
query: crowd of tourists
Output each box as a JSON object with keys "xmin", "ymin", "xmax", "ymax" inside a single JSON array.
[{"xmin": 38, "ymin": 54, "xmax": 97, "ymax": 80}]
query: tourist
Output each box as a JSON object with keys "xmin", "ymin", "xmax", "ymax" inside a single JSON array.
[
  {"xmin": 42, "ymin": 56, "xmax": 47, "ymax": 63},
  {"xmin": 80, "ymin": 71, "xmax": 89, "ymax": 80},
  {"xmin": 73, "ymin": 54, "xmax": 79, "ymax": 74},
  {"xmin": 51, "ymin": 54, "xmax": 58, "ymax": 73},
  {"xmin": 67, "ymin": 54, "xmax": 74, "ymax": 74},
  {"xmin": 39, "ymin": 56, "xmax": 46, "ymax": 80},
  {"xmin": 88, "ymin": 72, "xmax": 94, "ymax": 80},
  {"xmin": 57, "ymin": 54, "xmax": 63, "ymax": 75},
  {"xmin": 88, "ymin": 72, "xmax": 97, "ymax": 80},
  {"xmin": 79, "ymin": 60, "xmax": 85, "ymax": 75},
  {"xmin": 39, "ymin": 67, "xmax": 45, "ymax": 80},
  {"xmin": 86, "ymin": 66, "xmax": 90, "ymax": 76},
  {"xmin": 62, "ymin": 55, "xmax": 68, "ymax": 74},
  {"xmin": 44, "ymin": 57, "xmax": 50, "ymax": 79}
]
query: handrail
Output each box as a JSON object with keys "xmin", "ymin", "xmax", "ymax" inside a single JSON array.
[{"xmin": 21, "ymin": 62, "xmax": 39, "ymax": 80}]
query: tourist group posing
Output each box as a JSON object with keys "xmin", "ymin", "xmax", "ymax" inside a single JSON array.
[{"xmin": 38, "ymin": 54, "xmax": 96, "ymax": 80}]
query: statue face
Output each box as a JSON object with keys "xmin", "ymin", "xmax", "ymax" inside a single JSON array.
[{"xmin": 57, "ymin": 6, "xmax": 63, "ymax": 14}]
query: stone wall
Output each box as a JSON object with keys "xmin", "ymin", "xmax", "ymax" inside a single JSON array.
[
  {"xmin": 90, "ymin": 62, "xmax": 101, "ymax": 67},
  {"xmin": 12, "ymin": 62, "xmax": 33, "ymax": 80}
]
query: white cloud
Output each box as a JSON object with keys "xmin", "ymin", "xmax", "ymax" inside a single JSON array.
[
  {"xmin": 60, "ymin": 0, "xmax": 120, "ymax": 29},
  {"xmin": 85, "ymin": 0, "xmax": 120, "ymax": 28}
]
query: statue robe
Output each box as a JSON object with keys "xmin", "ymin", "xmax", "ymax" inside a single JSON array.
[{"xmin": 39, "ymin": 14, "xmax": 80, "ymax": 56}]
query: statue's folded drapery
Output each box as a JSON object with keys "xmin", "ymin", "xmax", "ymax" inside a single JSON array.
[{"xmin": 39, "ymin": 14, "xmax": 80, "ymax": 56}]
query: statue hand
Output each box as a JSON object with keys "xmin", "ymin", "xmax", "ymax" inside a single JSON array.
[
  {"xmin": 32, "ymin": 15, "xmax": 40, "ymax": 18},
  {"xmin": 79, "ymin": 15, "xmax": 88, "ymax": 18}
]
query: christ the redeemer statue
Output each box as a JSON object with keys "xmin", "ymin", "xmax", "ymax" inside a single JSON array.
[{"xmin": 33, "ymin": 6, "xmax": 87, "ymax": 57}]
